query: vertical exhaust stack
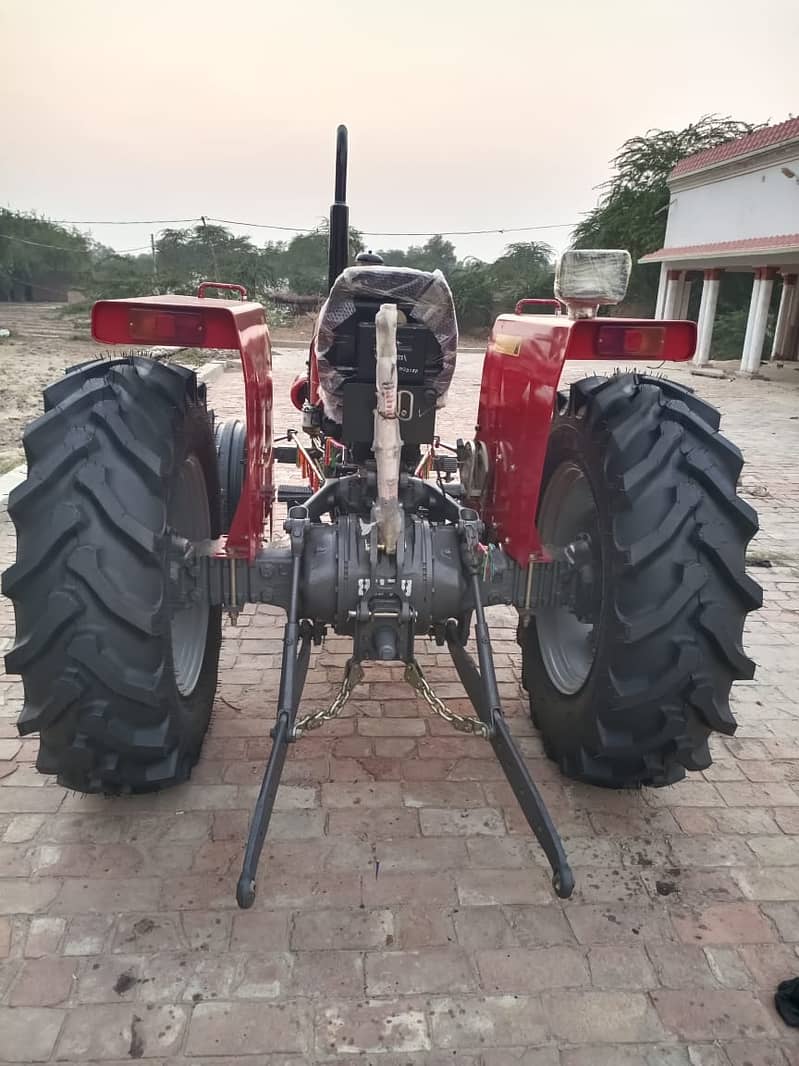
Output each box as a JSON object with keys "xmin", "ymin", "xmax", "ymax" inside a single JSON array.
[
  {"xmin": 327, "ymin": 125, "xmax": 350, "ymax": 292},
  {"xmin": 373, "ymin": 303, "xmax": 403, "ymax": 554}
]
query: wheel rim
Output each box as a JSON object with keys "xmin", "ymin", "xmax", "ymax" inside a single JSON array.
[
  {"xmin": 536, "ymin": 461, "xmax": 599, "ymax": 696},
  {"xmin": 168, "ymin": 455, "xmax": 211, "ymax": 697}
]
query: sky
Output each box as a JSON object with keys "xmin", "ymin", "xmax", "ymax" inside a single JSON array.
[{"xmin": 2, "ymin": 0, "xmax": 797, "ymax": 263}]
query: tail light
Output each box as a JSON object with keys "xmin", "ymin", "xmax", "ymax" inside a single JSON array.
[
  {"xmin": 596, "ymin": 325, "xmax": 666, "ymax": 358},
  {"xmin": 92, "ymin": 298, "xmax": 242, "ymax": 350},
  {"xmin": 567, "ymin": 320, "xmax": 696, "ymax": 362},
  {"xmin": 128, "ymin": 309, "xmax": 206, "ymax": 346}
]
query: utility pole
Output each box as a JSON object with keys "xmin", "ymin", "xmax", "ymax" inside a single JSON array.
[{"xmin": 150, "ymin": 233, "xmax": 157, "ymax": 291}]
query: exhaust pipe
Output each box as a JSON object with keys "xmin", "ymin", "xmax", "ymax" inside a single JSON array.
[{"xmin": 327, "ymin": 124, "xmax": 350, "ymax": 292}]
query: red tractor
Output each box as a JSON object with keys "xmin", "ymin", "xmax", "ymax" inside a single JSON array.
[{"xmin": 3, "ymin": 127, "xmax": 761, "ymax": 908}]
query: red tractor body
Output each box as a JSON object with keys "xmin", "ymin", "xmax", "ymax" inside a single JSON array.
[{"xmin": 4, "ymin": 126, "xmax": 760, "ymax": 912}]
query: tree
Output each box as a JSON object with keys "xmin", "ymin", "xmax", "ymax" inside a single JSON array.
[
  {"xmin": 449, "ymin": 259, "xmax": 495, "ymax": 332},
  {"xmin": 490, "ymin": 241, "xmax": 555, "ymax": 309},
  {"xmin": 0, "ymin": 209, "xmax": 91, "ymax": 300},
  {"xmin": 572, "ymin": 115, "xmax": 760, "ymax": 309},
  {"xmin": 378, "ymin": 235, "xmax": 457, "ymax": 275}
]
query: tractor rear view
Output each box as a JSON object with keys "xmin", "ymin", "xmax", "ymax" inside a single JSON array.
[{"xmin": 2, "ymin": 126, "xmax": 761, "ymax": 908}]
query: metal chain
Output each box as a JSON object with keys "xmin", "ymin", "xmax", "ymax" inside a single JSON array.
[
  {"xmin": 404, "ymin": 661, "xmax": 491, "ymax": 738},
  {"xmin": 292, "ymin": 661, "xmax": 364, "ymax": 738},
  {"xmin": 291, "ymin": 657, "xmax": 490, "ymax": 740}
]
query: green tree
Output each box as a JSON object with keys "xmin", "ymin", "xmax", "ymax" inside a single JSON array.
[
  {"xmin": 490, "ymin": 241, "xmax": 555, "ymax": 308},
  {"xmin": 449, "ymin": 259, "xmax": 495, "ymax": 331},
  {"xmin": 572, "ymin": 115, "xmax": 760, "ymax": 310},
  {"xmin": 379, "ymin": 235, "xmax": 457, "ymax": 274},
  {"xmin": 0, "ymin": 209, "xmax": 91, "ymax": 300}
]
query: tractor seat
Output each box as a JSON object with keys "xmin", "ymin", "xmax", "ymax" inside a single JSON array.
[{"xmin": 315, "ymin": 266, "xmax": 458, "ymax": 431}]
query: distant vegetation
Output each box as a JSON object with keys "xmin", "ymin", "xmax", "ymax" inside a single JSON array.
[
  {"xmin": 0, "ymin": 114, "xmax": 771, "ymax": 344},
  {"xmin": 0, "ymin": 209, "xmax": 555, "ymax": 332}
]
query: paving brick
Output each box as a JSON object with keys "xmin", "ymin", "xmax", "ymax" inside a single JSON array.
[
  {"xmin": 366, "ymin": 948, "xmax": 474, "ymax": 995},
  {"xmin": 566, "ymin": 903, "xmax": 676, "ymax": 944},
  {"xmin": 8, "ymin": 956, "xmax": 76, "ymax": 1006},
  {"xmin": 588, "ymin": 945, "xmax": 658, "ymax": 989},
  {"xmin": 392, "ymin": 901, "xmax": 457, "ymax": 949},
  {"xmin": 672, "ymin": 902, "xmax": 778, "ymax": 944},
  {"xmin": 57, "ymin": 1003, "xmax": 187, "ymax": 1059},
  {"xmin": 372, "ymin": 836, "xmax": 467, "ymax": 872},
  {"xmin": 289, "ymin": 907, "xmax": 393, "ymax": 950},
  {"xmin": 23, "ymin": 915, "xmax": 65, "ymax": 957},
  {"xmin": 455, "ymin": 868, "xmax": 553, "ymax": 906},
  {"xmin": 0, "ymin": 877, "xmax": 60, "ymax": 915},
  {"xmin": 403, "ymin": 781, "xmax": 487, "ymax": 808},
  {"xmin": 646, "ymin": 942, "xmax": 720, "ymax": 989},
  {"xmin": 74, "ymin": 955, "xmax": 143, "ymax": 1004},
  {"xmin": 363, "ymin": 871, "xmax": 456, "ymax": 907},
  {"xmin": 716, "ymin": 782, "xmax": 799, "ymax": 806},
  {"xmin": 478, "ymin": 946, "xmax": 588, "ymax": 992},
  {"xmin": 187, "ymin": 1001, "xmax": 311, "ymax": 1056},
  {"xmin": 0, "ymin": 917, "xmax": 9, "ymax": 958},
  {"xmin": 544, "ymin": 990, "xmax": 667, "ymax": 1043},
  {"xmin": 327, "ymin": 806, "xmax": 420, "ymax": 838},
  {"xmin": 181, "ymin": 910, "xmax": 232, "ymax": 953},
  {"xmin": 232, "ymin": 952, "xmax": 292, "ymax": 998},
  {"xmin": 762, "ymin": 903, "xmax": 799, "ymax": 941},
  {"xmin": 0, "ymin": 1007, "xmax": 65, "ymax": 1062},
  {"xmin": 63, "ymin": 914, "xmax": 114, "ymax": 956},
  {"xmin": 291, "ymin": 949, "xmax": 364, "ymax": 998},
  {"xmin": 430, "ymin": 995, "xmax": 549, "ymax": 1049},
  {"xmin": 316, "ymin": 1000, "xmax": 430, "ymax": 1055},
  {"xmin": 53, "ymin": 877, "xmax": 161, "ymax": 914},
  {"xmin": 726, "ymin": 1043, "xmax": 793, "ymax": 1066},
  {"xmin": 733, "ymin": 867, "xmax": 799, "ymax": 901},
  {"xmin": 740, "ymin": 942, "xmax": 799, "ymax": 987},
  {"xmin": 702, "ymin": 945, "xmax": 753, "ymax": 989},
  {"xmin": 420, "ymin": 806, "xmax": 505, "ymax": 836},
  {"xmin": 651, "ymin": 989, "xmax": 778, "ymax": 1040},
  {"xmin": 322, "ymin": 781, "xmax": 404, "ymax": 807}
]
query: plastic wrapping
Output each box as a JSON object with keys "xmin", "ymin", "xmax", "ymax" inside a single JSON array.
[
  {"xmin": 554, "ymin": 249, "xmax": 631, "ymax": 309},
  {"xmin": 315, "ymin": 265, "xmax": 458, "ymax": 423}
]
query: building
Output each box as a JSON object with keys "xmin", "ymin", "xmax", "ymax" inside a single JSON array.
[{"xmin": 640, "ymin": 117, "xmax": 799, "ymax": 375}]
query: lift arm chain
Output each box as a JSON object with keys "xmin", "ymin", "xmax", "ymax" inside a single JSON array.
[
  {"xmin": 292, "ymin": 660, "xmax": 364, "ymax": 738},
  {"xmin": 404, "ymin": 660, "xmax": 491, "ymax": 738}
]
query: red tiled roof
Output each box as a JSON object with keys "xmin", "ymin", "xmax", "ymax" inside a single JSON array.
[
  {"xmin": 640, "ymin": 233, "xmax": 799, "ymax": 263},
  {"xmin": 670, "ymin": 117, "xmax": 799, "ymax": 179}
]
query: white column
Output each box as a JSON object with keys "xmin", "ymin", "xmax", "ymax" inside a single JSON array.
[
  {"xmin": 693, "ymin": 269, "xmax": 722, "ymax": 366},
  {"xmin": 740, "ymin": 271, "xmax": 762, "ymax": 370},
  {"xmin": 679, "ymin": 278, "xmax": 693, "ymax": 319},
  {"xmin": 662, "ymin": 270, "xmax": 684, "ymax": 319},
  {"xmin": 740, "ymin": 268, "xmax": 775, "ymax": 376},
  {"xmin": 654, "ymin": 264, "xmax": 668, "ymax": 319},
  {"xmin": 786, "ymin": 276, "xmax": 799, "ymax": 360},
  {"xmin": 771, "ymin": 274, "xmax": 797, "ymax": 360}
]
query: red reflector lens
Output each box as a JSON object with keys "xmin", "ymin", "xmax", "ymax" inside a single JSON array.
[
  {"xmin": 596, "ymin": 326, "xmax": 665, "ymax": 358},
  {"xmin": 128, "ymin": 309, "xmax": 206, "ymax": 346}
]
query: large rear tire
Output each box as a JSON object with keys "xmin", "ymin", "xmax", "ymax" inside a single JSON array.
[
  {"xmin": 520, "ymin": 372, "xmax": 762, "ymax": 788},
  {"xmin": 2, "ymin": 357, "xmax": 222, "ymax": 793}
]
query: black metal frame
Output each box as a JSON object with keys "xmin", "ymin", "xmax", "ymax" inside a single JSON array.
[{"xmin": 233, "ymin": 478, "xmax": 575, "ymax": 909}]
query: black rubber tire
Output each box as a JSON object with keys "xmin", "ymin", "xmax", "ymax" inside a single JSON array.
[
  {"xmin": 520, "ymin": 372, "xmax": 762, "ymax": 788},
  {"xmin": 2, "ymin": 356, "xmax": 222, "ymax": 793},
  {"xmin": 214, "ymin": 418, "xmax": 247, "ymax": 533}
]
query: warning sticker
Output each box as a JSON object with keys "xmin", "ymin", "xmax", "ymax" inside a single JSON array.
[{"xmin": 492, "ymin": 333, "xmax": 521, "ymax": 357}]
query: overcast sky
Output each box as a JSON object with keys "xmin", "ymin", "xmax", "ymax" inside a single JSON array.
[{"xmin": 2, "ymin": 0, "xmax": 796, "ymax": 262}]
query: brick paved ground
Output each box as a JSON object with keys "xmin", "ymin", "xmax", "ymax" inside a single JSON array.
[{"xmin": 1, "ymin": 348, "xmax": 799, "ymax": 1064}]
